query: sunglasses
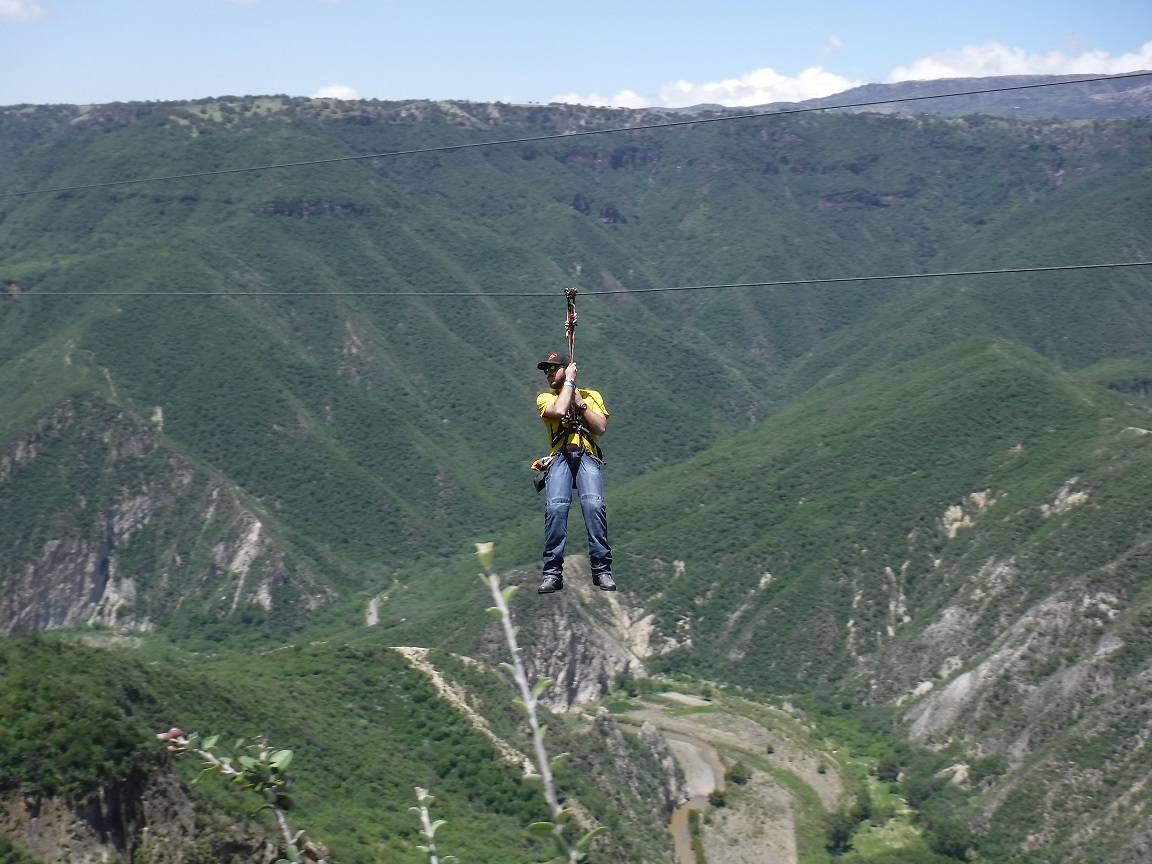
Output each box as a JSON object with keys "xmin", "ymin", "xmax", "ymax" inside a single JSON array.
[{"xmin": 543, "ymin": 365, "xmax": 561, "ymax": 374}]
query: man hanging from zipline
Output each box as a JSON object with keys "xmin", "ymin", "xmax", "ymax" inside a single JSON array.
[{"xmin": 533, "ymin": 290, "xmax": 615, "ymax": 594}]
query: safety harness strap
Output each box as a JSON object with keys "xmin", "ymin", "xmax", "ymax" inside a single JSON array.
[{"xmin": 549, "ymin": 413, "xmax": 605, "ymax": 463}]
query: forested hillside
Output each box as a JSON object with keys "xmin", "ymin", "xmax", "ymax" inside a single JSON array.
[{"xmin": 1, "ymin": 93, "xmax": 1150, "ymax": 863}]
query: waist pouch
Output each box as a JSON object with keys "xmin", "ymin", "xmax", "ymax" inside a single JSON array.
[{"xmin": 532, "ymin": 454, "xmax": 555, "ymax": 493}]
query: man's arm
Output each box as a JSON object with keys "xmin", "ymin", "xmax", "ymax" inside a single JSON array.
[
  {"xmin": 542, "ymin": 364, "xmax": 608, "ymax": 435},
  {"xmin": 541, "ymin": 363, "xmax": 579, "ymax": 419},
  {"xmin": 571, "ymin": 370, "xmax": 608, "ymax": 436},
  {"xmin": 577, "ymin": 395, "xmax": 608, "ymax": 436}
]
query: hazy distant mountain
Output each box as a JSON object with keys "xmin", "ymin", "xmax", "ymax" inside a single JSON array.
[{"xmin": 658, "ymin": 71, "xmax": 1152, "ymax": 119}]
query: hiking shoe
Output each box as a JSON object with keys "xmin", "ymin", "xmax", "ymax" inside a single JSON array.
[
  {"xmin": 538, "ymin": 575, "xmax": 564, "ymax": 594},
  {"xmin": 592, "ymin": 572, "xmax": 617, "ymax": 591}
]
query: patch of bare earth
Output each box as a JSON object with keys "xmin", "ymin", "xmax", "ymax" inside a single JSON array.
[
  {"xmin": 626, "ymin": 704, "xmax": 842, "ymax": 807},
  {"xmin": 703, "ymin": 765, "xmax": 798, "ymax": 864}
]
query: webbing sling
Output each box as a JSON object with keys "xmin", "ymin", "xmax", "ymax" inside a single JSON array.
[{"xmin": 565, "ymin": 287, "xmax": 577, "ymax": 361}]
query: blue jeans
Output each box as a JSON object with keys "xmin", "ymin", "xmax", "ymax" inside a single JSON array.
[{"xmin": 542, "ymin": 451, "xmax": 611, "ymax": 578}]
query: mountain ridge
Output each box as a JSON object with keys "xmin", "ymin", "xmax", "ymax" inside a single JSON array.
[{"xmin": 652, "ymin": 71, "xmax": 1152, "ymax": 119}]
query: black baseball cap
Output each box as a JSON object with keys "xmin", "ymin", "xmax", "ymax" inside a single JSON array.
[{"xmin": 537, "ymin": 352, "xmax": 571, "ymax": 370}]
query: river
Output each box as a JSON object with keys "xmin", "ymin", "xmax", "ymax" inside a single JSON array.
[{"xmin": 664, "ymin": 731, "xmax": 725, "ymax": 864}]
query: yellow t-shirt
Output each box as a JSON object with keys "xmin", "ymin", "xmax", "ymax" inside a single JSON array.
[{"xmin": 537, "ymin": 388, "xmax": 608, "ymax": 455}]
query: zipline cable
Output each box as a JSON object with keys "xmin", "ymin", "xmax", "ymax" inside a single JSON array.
[
  {"xmin": 16, "ymin": 260, "xmax": 1152, "ymax": 297},
  {"xmin": 2, "ymin": 71, "xmax": 1150, "ymax": 200}
]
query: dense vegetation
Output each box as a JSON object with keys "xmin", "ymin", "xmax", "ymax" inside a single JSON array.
[{"xmin": 0, "ymin": 635, "xmax": 673, "ymax": 862}]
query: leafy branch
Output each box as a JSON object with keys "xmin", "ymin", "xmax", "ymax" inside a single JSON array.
[
  {"xmin": 476, "ymin": 542, "xmax": 606, "ymax": 864},
  {"xmin": 411, "ymin": 786, "xmax": 458, "ymax": 864},
  {"xmin": 156, "ymin": 728, "xmax": 328, "ymax": 864}
]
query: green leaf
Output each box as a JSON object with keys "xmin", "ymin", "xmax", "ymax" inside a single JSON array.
[
  {"xmin": 192, "ymin": 767, "xmax": 214, "ymax": 785},
  {"xmin": 270, "ymin": 749, "xmax": 293, "ymax": 769},
  {"xmin": 549, "ymin": 752, "xmax": 570, "ymax": 771},
  {"xmin": 531, "ymin": 677, "xmax": 553, "ymax": 699},
  {"xmin": 486, "ymin": 606, "xmax": 504, "ymax": 620},
  {"xmin": 525, "ymin": 821, "xmax": 557, "ymax": 838},
  {"xmin": 430, "ymin": 819, "xmax": 447, "ymax": 836},
  {"xmin": 502, "ymin": 584, "xmax": 519, "ymax": 604},
  {"xmin": 233, "ymin": 738, "xmax": 245, "ymax": 751},
  {"xmin": 554, "ymin": 807, "xmax": 571, "ymax": 824},
  {"xmin": 500, "ymin": 662, "xmax": 516, "ymax": 676},
  {"xmin": 239, "ymin": 755, "xmax": 257, "ymax": 769},
  {"xmin": 552, "ymin": 835, "xmax": 570, "ymax": 857},
  {"xmin": 575, "ymin": 826, "xmax": 607, "ymax": 848},
  {"xmin": 202, "ymin": 734, "xmax": 219, "ymax": 750}
]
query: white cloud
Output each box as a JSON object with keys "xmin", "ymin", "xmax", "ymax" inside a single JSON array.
[
  {"xmin": 554, "ymin": 66, "xmax": 858, "ymax": 109},
  {"xmin": 313, "ymin": 84, "xmax": 360, "ymax": 100},
  {"xmin": 822, "ymin": 35, "xmax": 844, "ymax": 55},
  {"xmin": 551, "ymin": 39, "xmax": 1152, "ymax": 110},
  {"xmin": 551, "ymin": 88, "xmax": 651, "ymax": 109},
  {"xmin": 888, "ymin": 40, "xmax": 1152, "ymax": 81},
  {"xmin": 0, "ymin": 0, "xmax": 45, "ymax": 22}
]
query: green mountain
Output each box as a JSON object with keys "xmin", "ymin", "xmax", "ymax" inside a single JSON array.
[{"xmin": 1, "ymin": 93, "xmax": 1151, "ymax": 863}]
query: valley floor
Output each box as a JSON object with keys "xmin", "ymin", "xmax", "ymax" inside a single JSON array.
[{"xmin": 618, "ymin": 693, "xmax": 844, "ymax": 864}]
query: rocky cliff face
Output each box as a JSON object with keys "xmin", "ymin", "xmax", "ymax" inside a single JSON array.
[
  {"xmin": 0, "ymin": 397, "xmax": 333, "ymax": 638},
  {"xmin": 506, "ymin": 557, "xmax": 651, "ymax": 712},
  {"xmin": 591, "ymin": 712, "xmax": 687, "ymax": 819},
  {"xmin": 0, "ymin": 768, "xmax": 273, "ymax": 864}
]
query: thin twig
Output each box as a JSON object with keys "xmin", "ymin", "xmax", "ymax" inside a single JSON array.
[{"xmin": 482, "ymin": 567, "xmax": 579, "ymax": 864}]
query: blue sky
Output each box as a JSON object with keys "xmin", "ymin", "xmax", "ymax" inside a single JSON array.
[{"xmin": 2, "ymin": 0, "xmax": 1150, "ymax": 108}]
